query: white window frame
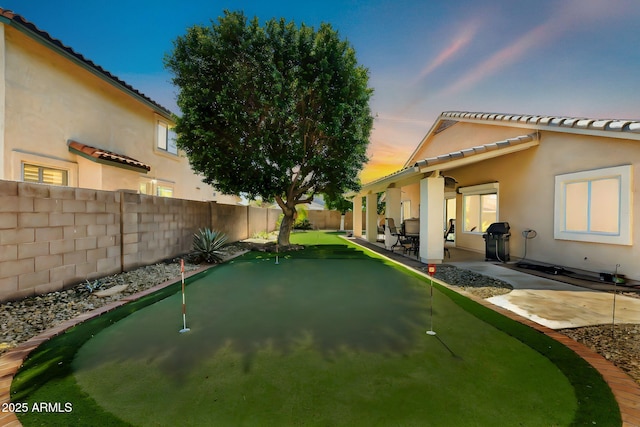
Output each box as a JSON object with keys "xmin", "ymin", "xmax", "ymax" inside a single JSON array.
[
  {"xmin": 156, "ymin": 119, "xmax": 178, "ymax": 155},
  {"xmin": 459, "ymin": 182, "xmax": 499, "ymax": 234},
  {"xmin": 554, "ymin": 165, "xmax": 632, "ymax": 245},
  {"xmin": 11, "ymin": 150, "xmax": 78, "ymax": 187}
]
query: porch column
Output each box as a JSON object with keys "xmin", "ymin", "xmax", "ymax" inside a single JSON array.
[
  {"xmin": 365, "ymin": 193, "xmax": 378, "ymax": 242},
  {"xmin": 419, "ymin": 175, "xmax": 445, "ymax": 263},
  {"xmin": 352, "ymin": 196, "xmax": 363, "ymax": 237},
  {"xmin": 384, "ymin": 187, "xmax": 402, "ymax": 249}
]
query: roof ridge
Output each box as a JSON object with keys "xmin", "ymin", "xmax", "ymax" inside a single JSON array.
[
  {"xmin": 0, "ymin": 8, "xmax": 173, "ymax": 117},
  {"xmin": 441, "ymin": 111, "xmax": 640, "ymax": 134}
]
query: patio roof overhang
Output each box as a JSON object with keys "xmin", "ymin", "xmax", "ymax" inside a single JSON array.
[{"xmin": 356, "ymin": 132, "xmax": 540, "ymax": 196}]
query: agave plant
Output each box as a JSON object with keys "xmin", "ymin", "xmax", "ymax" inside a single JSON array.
[{"xmin": 192, "ymin": 228, "xmax": 228, "ymax": 263}]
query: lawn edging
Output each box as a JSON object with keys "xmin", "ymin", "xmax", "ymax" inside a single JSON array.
[{"xmin": 345, "ymin": 236, "xmax": 640, "ymax": 427}]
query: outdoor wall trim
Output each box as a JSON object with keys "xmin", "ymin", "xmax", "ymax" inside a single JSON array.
[
  {"xmin": 358, "ymin": 166, "xmax": 420, "ymax": 196},
  {"xmin": 418, "ymin": 139, "xmax": 539, "ymax": 173}
]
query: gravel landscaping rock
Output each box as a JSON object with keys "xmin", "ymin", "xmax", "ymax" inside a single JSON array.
[
  {"xmin": 429, "ymin": 264, "xmax": 513, "ymax": 299},
  {"xmin": 0, "ymin": 244, "xmax": 245, "ymax": 355}
]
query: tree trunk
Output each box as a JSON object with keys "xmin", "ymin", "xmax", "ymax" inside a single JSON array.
[{"xmin": 277, "ymin": 208, "xmax": 295, "ymax": 247}]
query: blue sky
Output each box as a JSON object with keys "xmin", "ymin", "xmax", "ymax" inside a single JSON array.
[{"xmin": 4, "ymin": 0, "xmax": 640, "ymax": 182}]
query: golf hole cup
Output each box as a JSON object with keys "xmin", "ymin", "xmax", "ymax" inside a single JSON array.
[{"xmin": 427, "ymin": 264, "xmax": 436, "ymax": 336}]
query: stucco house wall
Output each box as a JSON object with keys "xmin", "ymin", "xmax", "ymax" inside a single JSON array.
[
  {"xmin": 449, "ymin": 130, "xmax": 639, "ymax": 278},
  {"xmin": 0, "ymin": 11, "xmax": 237, "ymax": 204},
  {"xmin": 357, "ymin": 111, "xmax": 640, "ymax": 281},
  {"xmin": 406, "ymin": 122, "xmax": 526, "ymax": 167}
]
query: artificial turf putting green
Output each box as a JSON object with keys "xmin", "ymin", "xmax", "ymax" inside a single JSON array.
[{"xmin": 12, "ymin": 232, "xmax": 619, "ymax": 426}]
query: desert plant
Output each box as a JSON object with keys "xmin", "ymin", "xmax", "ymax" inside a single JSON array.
[
  {"xmin": 83, "ymin": 279, "xmax": 102, "ymax": 293},
  {"xmin": 192, "ymin": 228, "xmax": 228, "ymax": 263}
]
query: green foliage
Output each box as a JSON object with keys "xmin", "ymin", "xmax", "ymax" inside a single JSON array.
[
  {"xmin": 192, "ymin": 228, "xmax": 228, "ymax": 263},
  {"xmin": 295, "ymin": 205, "xmax": 308, "ymax": 222},
  {"xmin": 165, "ymin": 10, "xmax": 373, "ymax": 245},
  {"xmin": 292, "ymin": 205, "xmax": 312, "ymax": 229},
  {"xmin": 362, "ymin": 192, "xmax": 385, "ymax": 214},
  {"xmin": 324, "ymin": 193, "xmax": 353, "ymax": 214},
  {"xmin": 294, "ymin": 219, "xmax": 312, "ymax": 230}
]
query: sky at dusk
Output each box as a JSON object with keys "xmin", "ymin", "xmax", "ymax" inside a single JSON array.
[{"xmin": 3, "ymin": 0, "xmax": 640, "ymax": 183}]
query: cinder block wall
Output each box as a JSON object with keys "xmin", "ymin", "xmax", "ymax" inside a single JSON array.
[
  {"xmin": 121, "ymin": 192, "xmax": 211, "ymax": 270},
  {"xmin": 212, "ymin": 203, "xmax": 248, "ymax": 242},
  {"xmin": 0, "ymin": 181, "xmax": 122, "ymax": 301},
  {"xmin": 0, "ymin": 179, "xmax": 344, "ymax": 302},
  {"xmin": 306, "ymin": 210, "xmax": 342, "ymax": 229}
]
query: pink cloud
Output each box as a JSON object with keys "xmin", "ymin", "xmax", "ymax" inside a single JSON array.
[
  {"xmin": 414, "ymin": 20, "xmax": 480, "ymax": 83},
  {"xmin": 435, "ymin": 0, "xmax": 627, "ymax": 99}
]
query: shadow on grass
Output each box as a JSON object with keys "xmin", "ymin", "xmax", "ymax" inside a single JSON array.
[{"xmin": 74, "ymin": 246, "xmax": 430, "ymax": 381}]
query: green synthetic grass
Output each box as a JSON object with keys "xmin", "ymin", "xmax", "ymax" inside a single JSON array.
[{"xmin": 11, "ymin": 231, "xmax": 619, "ymax": 426}]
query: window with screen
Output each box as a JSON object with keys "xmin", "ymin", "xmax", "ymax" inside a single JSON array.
[
  {"xmin": 22, "ymin": 163, "xmax": 68, "ymax": 186},
  {"xmin": 555, "ymin": 165, "xmax": 632, "ymax": 245}
]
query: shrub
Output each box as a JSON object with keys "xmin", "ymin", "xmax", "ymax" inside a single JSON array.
[
  {"xmin": 294, "ymin": 219, "xmax": 313, "ymax": 230},
  {"xmin": 192, "ymin": 228, "xmax": 228, "ymax": 263}
]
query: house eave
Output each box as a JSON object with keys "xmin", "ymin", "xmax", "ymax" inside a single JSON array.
[
  {"xmin": 358, "ymin": 166, "xmax": 422, "ymax": 195},
  {"xmin": 418, "ymin": 138, "xmax": 540, "ymax": 173},
  {"xmin": 441, "ymin": 111, "xmax": 640, "ymax": 141},
  {"xmin": 0, "ymin": 12, "xmax": 174, "ymax": 120}
]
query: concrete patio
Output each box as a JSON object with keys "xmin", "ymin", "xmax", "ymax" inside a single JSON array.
[{"xmin": 351, "ymin": 238, "xmax": 640, "ymax": 330}]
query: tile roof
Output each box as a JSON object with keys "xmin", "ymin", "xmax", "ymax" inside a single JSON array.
[
  {"xmin": 414, "ymin": 133, "xmax": 539, "ymax": 169},
  {"xmin": 360, "ymin": 132, "xmax": 539, "ymax": 191},
  {"xmin": 68, "ymin": 140, "xmax": 151, "ymax": 172},
  {"xmin": 0, "ymin": 8, "xmax": 173, "ymax": 117},
  {"xmin": 441, "ymin": 111, "xmax": 640, "ymax": 135}
]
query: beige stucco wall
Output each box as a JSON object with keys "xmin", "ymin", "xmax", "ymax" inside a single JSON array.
[
  {"xmin": 2, "ymin": 24, "xmax": 223, "ymax": 202},
  {"xmin": 448, "ymin": 130, "xmax": 640, "ymax": 280},
  {"xmin": 401, "ymin": 182, "xmax": 420, "ymax": 219},
  {"xmin": 408, "ymin": 122, "xmax": 527, "ymax": 164}
]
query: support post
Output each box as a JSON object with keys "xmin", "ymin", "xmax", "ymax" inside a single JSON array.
[
  {"xmin": 384, "ymin": 187, "xmax": 402, "ymax": 249},
  {"xmin": 353, "ymin": 196, "xmax": 363, "ymax": 237},
  {"xmin": 419, "ymin": 175, "xmax": 445, "ymax": 263},
  {"xmin": 365, "ymin": 193, "xmax": 378, "ymax": 243}
]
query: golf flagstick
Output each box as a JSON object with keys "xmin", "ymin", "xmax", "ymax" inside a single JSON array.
[
  {"xmin": 426, "ymin": 264, "xmax": 436, "ymax": 336},
  {"xmin": 179, "ymin": 259, "xmax": 190, "ymax": 333}
]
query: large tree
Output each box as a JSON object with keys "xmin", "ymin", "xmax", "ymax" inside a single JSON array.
[{"xmin": 165, "ymin": 11, "xmax": 373, "ymax": 246}]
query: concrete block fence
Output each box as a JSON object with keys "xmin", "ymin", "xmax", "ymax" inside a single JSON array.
[
  {"xmin": 0, "ymin": 179, "xmax": 364, "ymax": 302},
  {"xmin": 0, "ymin": 180, "xmax": 280, "ymax": 302}
]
